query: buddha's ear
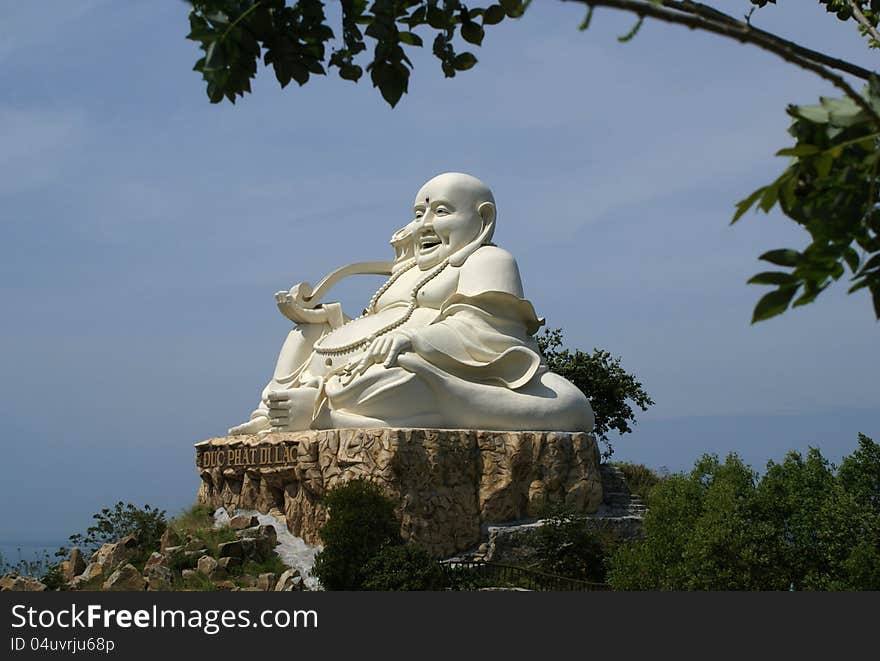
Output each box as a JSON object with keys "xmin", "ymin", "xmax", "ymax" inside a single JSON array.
[
  {"xmin": 449, "ymin": 201, "xmax": 496, "ymax": 267},
  {"xmin": 478, "ymin": 201, "xmax": 496, "ymax": 227},
  {"xmin": 475, "ymin": 201, "xmax": 496, "ymax": 244}
]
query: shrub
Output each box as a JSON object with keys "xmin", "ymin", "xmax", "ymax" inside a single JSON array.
[
  {"xmin": 169, "ymin": 504, "xmax": 216, "ymax": 536},
  {"xmin": 533, "ymin": 505, "xmax": 614, "ymax": 583},
  {"xmin": 362, "ymin": 544, "xmax": 445, "ymax": 591},
  {"xmin": 311, "ymin": 479, "xmax": 401, "ymax": 590},
  {"xmin": 166, "ymin": 505, "xmax": 237, "ymax": 558},
  {"xmin": 66, "ymin": 502, "xmax": 167, "ymax": 559},
  {"xmin": 40, "ymin": 563, "xmax": 69, "ymax": 591}
]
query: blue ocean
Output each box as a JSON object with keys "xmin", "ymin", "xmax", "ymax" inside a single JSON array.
[{"xmin": 0, "ymin": 541, "xmax": 67, "ymax": 575}]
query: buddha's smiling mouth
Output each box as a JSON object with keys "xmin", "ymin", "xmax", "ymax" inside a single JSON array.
[{"xmin": 418, "ymin": 231, "xmax": 442, "ymax": 253}]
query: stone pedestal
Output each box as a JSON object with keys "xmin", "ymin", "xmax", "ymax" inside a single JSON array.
[{"xmin": 195, "ymin": 428, "xmax": 602, "ymax": 557}]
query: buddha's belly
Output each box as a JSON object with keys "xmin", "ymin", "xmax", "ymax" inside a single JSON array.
[{"xmin": 307, "ymin": 305, "xmax": 437, "ymax": 375}]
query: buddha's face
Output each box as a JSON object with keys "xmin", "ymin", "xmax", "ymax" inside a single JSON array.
[{"xmin": 411, "ymin": 173, "xmax": 494, "ymax": 270}]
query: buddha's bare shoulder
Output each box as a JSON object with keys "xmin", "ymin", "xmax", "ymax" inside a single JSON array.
[{"xmin": 458, "ymin": 245, "xmax": 524, "ymax": 297}]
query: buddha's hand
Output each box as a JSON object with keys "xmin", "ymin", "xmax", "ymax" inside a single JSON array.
[
  {"xmin": 275, "ymin": 283, "xmax": 328, "ymax": 324},
  {"xmin": 354, "ymin": 332, "xmax": 412, "ymax": 376}
]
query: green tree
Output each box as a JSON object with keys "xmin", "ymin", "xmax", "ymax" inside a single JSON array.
[
  {"xmin": 183, "ymin": 1, "xmax": 880, "ymax": 321},
  {"xmin": 607, "ymin": 434, "xmax": 880, "ymax": 590},
  {"xmin": 536, "ymin": 328, "xmax": 654, "ymax": 458},
  {"xmin": 311, "ymin": 478, "xmax": 402, "ymax": 590}
]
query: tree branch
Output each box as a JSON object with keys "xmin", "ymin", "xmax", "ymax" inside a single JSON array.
[
  {"xmin": 848, "ymin": 0, "xmax": 880, "ymax": 46},
  {"xmin": 565, "ymin": 0, "xmax": 880, "ymax": 127}
]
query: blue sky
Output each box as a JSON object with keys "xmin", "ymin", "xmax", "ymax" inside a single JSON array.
[{"xmin": 1, "ymin": 1, "xmax": 877, "ymax": 542}]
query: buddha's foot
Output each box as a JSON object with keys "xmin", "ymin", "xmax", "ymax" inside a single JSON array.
[{"xmin": 228, "ymin": 415, "xmax": 271, "ymax": 436}]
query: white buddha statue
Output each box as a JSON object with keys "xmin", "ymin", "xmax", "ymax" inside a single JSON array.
[{"xmin": 229, "ymin": 173, "xmax": 594, "ymax": 435}]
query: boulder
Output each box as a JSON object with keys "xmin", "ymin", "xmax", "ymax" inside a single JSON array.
[
  {"xmin": 69, "ymin": 562, "xmax": 104, "ymax": 590},
  {"xmin": 217, "ymin": 540, "xmax": 244, "ymax": 558},
  {"xmin": 159, "ymin": 528, "xmax": 181, "ymax": 554},
  {"xmin": 197, "ymin": 555, "xmax": 218, "ymax": 576},
  {"xmin": 257, "ymin": 572, "xmax": 277, "ymax": 591},
  {"xmin": 144, "ymin": 565, "xmax": 174, "ymax": 591},
  {"xmin": 229, "ymin": 514, "xmax": 259, "ymax": 530},
  {"xmin": 184, "ymin": 537, "xmax": 206, "ymax": 552},
  {"xmin": 238, "ymin": 525, "xmax": 278, "ymax": 561},
  {"xmin": 144, "ymin": 552, "xmax": 168, "ymax": 570},
  {"xmin": 102, "ymin": 564, "xmax": 146, "ymax": 591},
  {"xmin": 91, "ymin": 536, "xmax": 138, "ymax": 572},
  {"xmin": 217, "ymin": 557, "xmax": 240, "ymax": 571},
  {"xmin": 64, "ymin": 547, "xmax": 86, "ymax": 581},
  {"xmin": 0, "ymin": 573, "xmax": 47, "ymax": 592},
  {"xmin": 274, "ymin": 568, "xmax": 302, "ymax": 592}
]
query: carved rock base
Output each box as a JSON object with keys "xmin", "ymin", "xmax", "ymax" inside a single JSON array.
[{"xmin": 195, "ymin": 428, "xmax": 603, "ymax": 557}]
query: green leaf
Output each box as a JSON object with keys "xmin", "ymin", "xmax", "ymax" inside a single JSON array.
[
  {"xmin": 461, "ymin": 21, "xmax": 484, "ymax": 45},
  {"xmin": 398, "ymin": 31, "xmax": 423, "ymax": 47},
  {"xmin": 858, "ymin": 252, "xmax": 880, "ymax": 274},
  {"xmin": 731, "ymin": 186, "xmax": 767, "ymax": 224},
  {"xmin": 371, "ymin": 63, "xmax": 408, "ymax": 107},
  {"xmin": 791, "ymin": 104, "xmax": 830, "ymax": 124},
  {"xmin": 483, "ymin": 5, "xmax": 506, "ymax": 25},
  {"xmin": 815, "ymin": 152, "xmax": 834, "ymax": 178},
  {"xmin": 870, "ymin": 284, "xmax": 880, "ymax": 320},
  {"xmin": 426, "ymin": 6, "xmax": 446, "ymax": 29},
  {"xmin": 304, "ymin": 58, "xmax": 325, "ymax": 75},
  {"xmin": 205, "ymin": 11, "xmax": 230, "ymax": 26},
  {"xmin": 453, "ymin": 52, "xmax": 478, "ymax": 71},
  {"xmin": 759, "ymin": 249, "xmax": 801, "ymax": 267},
  {"xmin": 500, "ymin": 0, "xmax": 526, "ymax": 18},
  {"xmin": 339, "ymin": 63, "xmax": 363, "ymax": 82},
  {"xmin": 752, "ymin": 286, "xmax": 799, "ymax": 323},
  {"xmin": 759, "ymin": 184, "xmax": 779, "ymax": 212},
  {"xmin": 820, "ymin": 95, "xmax": 865, "ymax": 128},
  {"xmin": 365, "ymin": 22, "xmax": 391, "ymax": 40},
  {"xmin": 775, "ymin": 144, "xmax": 820, "ymax": 158},
  {"xmin": 849, "ymin": 277, "xmax": 871, "ymax": 293},
  {"xmin": 204, "ymin": 42, "xmax": 225, "ymax": 70},
  {"xmin": 187, "ymin": 27, "xmax": 219, "ymax": 43},
  {"xmin": 844, "ymin": 247, "xmax": 861, "ymax": 273},
  {"xmin": 747, "ymin": 271, "xmax": 797, "ymax": 286},
  {"xmin": 792, "ymin": 283, "xmax": 827, "ymax": 308}
]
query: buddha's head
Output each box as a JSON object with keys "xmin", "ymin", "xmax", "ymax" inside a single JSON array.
[{"xmin": 411, "ymin": 172, "xmax": 496, "ymax": 270}]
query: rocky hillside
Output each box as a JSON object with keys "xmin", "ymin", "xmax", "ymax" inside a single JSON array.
[{"xmin": 1, "ymin": 507, "xmax": 305, "ymax": 592}]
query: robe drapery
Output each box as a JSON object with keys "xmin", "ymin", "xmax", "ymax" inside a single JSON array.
[{"xmin": 319, "ymin": 290, "xmax": 595, "ymax": 432}]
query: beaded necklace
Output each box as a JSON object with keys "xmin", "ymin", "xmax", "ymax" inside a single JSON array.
[{"xmin": 313, "ymin": 257, "xmax": 450, "ymax": 356}]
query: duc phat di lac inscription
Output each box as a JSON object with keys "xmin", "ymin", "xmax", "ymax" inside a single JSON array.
[{"xmin": 196, "ymin": 441, "xmax": 297, "ymax": 469}]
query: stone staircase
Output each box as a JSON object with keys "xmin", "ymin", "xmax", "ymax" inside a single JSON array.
[
  {"xmin": 465, "ymin": 463, "xmax": 649, "ymax": 563},
  {"xmin": 597, "ymin": 464, "xmax": 648, "ymax": 519}
]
